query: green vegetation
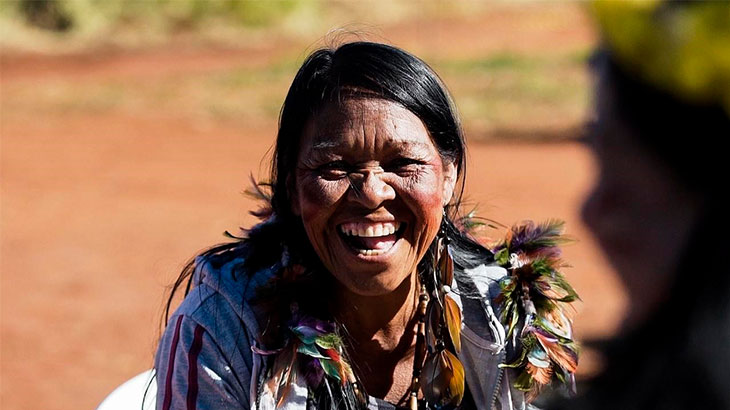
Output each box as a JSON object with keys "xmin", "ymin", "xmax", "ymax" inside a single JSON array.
[
  {"xmin": 3, "ymin": 49, "xmax": 591, "ymax": 141},
  {"xmin": 0, "ymin": 0, "xmax": 316, "ymax": 52},
  {"xmin": 1, "ymin": 2, "xmax": 593, "ymax": 141},
  {"xmin": 434, "ymin": 51, "xmax": 591, "ymax": 139},
  {"xmin": 4, "ymin": 0, "xmax": 301, "ymax": 32},
  {"xmin": 0, "ymin": 1, "xmax": 455, "ymax": 51}
]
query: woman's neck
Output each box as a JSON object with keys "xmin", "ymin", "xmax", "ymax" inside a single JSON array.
[
  {"xmin": 332, "ymin": 272, "xmax": 420, "ymax": 401},
  {"xmin": 333, "ymin": 272, "xmax": 419, "ymax": 348}
]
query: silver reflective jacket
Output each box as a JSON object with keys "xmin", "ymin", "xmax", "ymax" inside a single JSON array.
[{"xmin": 155, "ymin": 255, "xmax": 531, "ymax": 410}]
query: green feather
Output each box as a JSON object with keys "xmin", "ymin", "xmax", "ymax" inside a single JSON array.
[
  {"xmin": 506, "ymin": 306, "xmax": 520, "ymax": 339},
  {"xmin": 513, "ymin": 371, "xmax": 534, "ymax": 392},
  {"xmin": 495, "ymin": 248, "xmax": 510, "ymax": 266},
  {"xmin": 499, "ymin": 276, "xmax": 515, "ymax": 292},
  {"xmin": 297, "ymin": 343, "xmax": 327, "ymax": 359},
  {"xmin": 320, "ymin": 359, "xmax": 342, "ymax": 382},
  {"xmin": 315, "ymin": 333, "xmax": 341, "ymax": 350}
]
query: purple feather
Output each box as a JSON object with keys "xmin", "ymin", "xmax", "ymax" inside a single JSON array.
[
  {"xmin": 301, "ymin": 357, "xmax": 325, "ymax": 388},
  {"xmin": 509, "ymin": 220, "xmax": 566, "ymax": 252},
  {"xmin": 291, "ymin": 325, "xmax": 320, "ymax": 344},
  {"xmin": 296, "ymin": 316, "xmax": 336, "ymax": 334}
]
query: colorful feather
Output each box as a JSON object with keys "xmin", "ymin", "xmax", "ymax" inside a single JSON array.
[
  {"xmin": 505, "ymin": 219, "xmax": 569, "ymax": 253},
  {"xmin": 421, "ymin": 349, "xmax": 465, "ymax": 408},
  {"xmin": 259, "ymin": 310, "xmax": 359, "ymax": 405},
  {"xmin": 527, "ymin": 362, "xmax": 553, "ymax": 385},
  {"xmin": 490, "ymin": 219, "xmax": 580, "ymax": 400},
  {"xmin": 439, "ymin": 242, "xmax": 454, "ymax": 287},
  {"xmin": 264, "ymin": 341, "xmax": 298, "ymax": 407},
  {"xmin": 444, "ymin": 294, "xmax": 462, "ymax": 353},
  {"xmin": 529, "ymin": 326, "xmax": 578, "ymax": 373}
]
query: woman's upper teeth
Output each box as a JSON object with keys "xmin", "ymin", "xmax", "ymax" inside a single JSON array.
[{"xmin": 339, "ymin": 222, "xmax": 400, "ymax": 237}]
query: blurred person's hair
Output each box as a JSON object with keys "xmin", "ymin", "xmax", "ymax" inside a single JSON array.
[
  {"xmin": 550, "ymin": 2, "xmax": 730, "ymax": 409},
  {"xmin": 559, "ymin": 47, "xmax": 730, "ymax": 410},
  {"xmin": 592, "ymin": 49, "xmax": 730, "ymax": 195}
]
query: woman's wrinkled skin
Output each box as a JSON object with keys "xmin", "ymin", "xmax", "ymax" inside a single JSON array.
[
  {"xmin": 581, "ymin": 75, "xmax": 702, "ymax": 330},
  {"xmin": 293, "ymin": 97, "xmax": 456, "ymax": 297},
  {"xmin": 291, "ymin": 97, "xmax": 456, "ymax": 400}
]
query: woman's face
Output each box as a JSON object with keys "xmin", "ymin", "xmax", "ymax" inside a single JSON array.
[
  {"xmin": 292, "ymin": 98, "xmax": 456, "ymax": 297},
  {"xmin": 581, "ymin": 75, "xmax": 701, "ymax": 328}
]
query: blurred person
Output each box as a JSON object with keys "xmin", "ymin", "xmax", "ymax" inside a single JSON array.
[
  {"xmin": 153, "ymin": 41, "xmax": 580, "ymax": 410},
  {"xmin": 552, "ymin": 1, "xmax": 730, "ymax": 409}
]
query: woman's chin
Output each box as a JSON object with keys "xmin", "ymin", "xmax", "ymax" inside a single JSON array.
[
  {"xmin": 335, "ymin": 274, "xmax": 414, "ymax": 298},
  {"xmin": 313, "ymin": 225, "xmax": 421, "ymax": 298}
]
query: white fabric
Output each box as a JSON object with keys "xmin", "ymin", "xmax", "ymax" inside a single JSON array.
[{"xmin": 97, "ymin": 369, "xmax": 157, "ymax": 410}]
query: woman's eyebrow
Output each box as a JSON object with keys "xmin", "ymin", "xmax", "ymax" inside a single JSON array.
[
  {"xmin": 310, "ymin": 140, "xmax": 340, "ymax": 150},
  {"xmin": 308, "ymin": 137, "xmax": 433, "ymax": 152},
  {"xmin": 398, "ymin": 140, "xmax": 432, "ymax": 150}
]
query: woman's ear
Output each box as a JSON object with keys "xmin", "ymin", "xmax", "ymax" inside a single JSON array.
[{"xmin": 442, "ymin": 161, "xmax": 457, "ymax": 207}]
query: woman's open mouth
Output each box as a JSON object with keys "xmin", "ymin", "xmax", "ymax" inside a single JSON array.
[{"xmin": 338, "ymin": 221, "xmax": 404, "ymax": 256}]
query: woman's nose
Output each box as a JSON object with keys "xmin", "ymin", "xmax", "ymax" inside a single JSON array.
[{"xmin": 347, "ymin": 170, "xmax": 396, "ymax": 208}]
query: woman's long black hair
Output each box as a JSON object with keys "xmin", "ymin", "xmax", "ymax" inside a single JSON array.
[
  {"xmin": 164, "ymin": 41, "xmax": 489, "ymax": 320},
  {"xmin": 161, "ymin": 41, "xmax": 492, "ymax": 408}
]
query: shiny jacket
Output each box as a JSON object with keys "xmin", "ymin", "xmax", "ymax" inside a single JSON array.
[{"xmin": 154, "ymin": 250, "xmax": 530, "ymax": 409}]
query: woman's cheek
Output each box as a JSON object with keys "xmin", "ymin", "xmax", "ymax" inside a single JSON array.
[
  {"xmin": 399, "ymin": 172, "xmax": 445, "ymax": 242},
  {"xmin": 297, "ymin": 177, "xmax": 348, "ymax": 220},
  {"xmin": 405, "ymin": 171, "xmax": 445, "ymax": 213}
]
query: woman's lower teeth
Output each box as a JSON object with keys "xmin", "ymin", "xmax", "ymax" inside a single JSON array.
[
  {"xmin": 358, "ymin": 248, "xmax": 385, "ymax": 256},
  {"xmin": 353, "ymin": 241, "xmax": 395, "ymax": 255}
]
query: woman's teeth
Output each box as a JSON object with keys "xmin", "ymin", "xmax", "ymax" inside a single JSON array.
[
  {"xmin": 339, "ymin": 222, "xmax": 400, "ymax": 237},
  {"xmin": 338, "ymin": 222, "xmax": 401, "ymax": 255},
  {"xmin": 358, "ymin": 249, "xmax": 386, "ymax": 256}
]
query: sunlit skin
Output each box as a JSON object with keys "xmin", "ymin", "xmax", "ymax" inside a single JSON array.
[
  {"xmin": 292, "ymin": 98, "xmax": 456, "ymax": 401},
  {"xmin": 582, "ymin": 75, "xmax": 702, "ymax": 330}
]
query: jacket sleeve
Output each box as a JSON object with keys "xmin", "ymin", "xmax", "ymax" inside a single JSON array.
[{"xmin": 155, "ymin": 314, "xmax": 251, "ymax": 410}]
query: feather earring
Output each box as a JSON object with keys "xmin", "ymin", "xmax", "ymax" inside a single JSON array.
[{"xmin": 417, "ymin": 227, "xmax": 465, "ymax": 409}]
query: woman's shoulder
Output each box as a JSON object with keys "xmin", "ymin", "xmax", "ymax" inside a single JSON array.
[
  {"xmin": 166, "ymin": 241, "xmax": 282, "ymax": 340},
  {"xmin": 195, "ymin": 244, "xmax": 278, "ymax": 301},
  {"xmin": 452, "ymin": 260, "xmax": 507, "ymax": 340},
  {"xmin": 459, "ymin": 262, "xmax": 508, "ymax": 297}
]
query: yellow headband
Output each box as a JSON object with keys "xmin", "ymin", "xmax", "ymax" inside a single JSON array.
[{"xmin": 591, "ymin": 0, "xmax": 730, "ymax": 114}]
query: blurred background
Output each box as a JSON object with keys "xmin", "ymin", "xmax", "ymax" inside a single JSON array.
[{"xmin": 0, "ymin": 1, "xmax": 625, "ymax": 409}]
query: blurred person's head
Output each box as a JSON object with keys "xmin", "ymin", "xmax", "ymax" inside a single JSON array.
[
  {"xmin": 583, "ymin": 1, "xmax": 730, "ymax": 331},
  {"xmin": 544, "ymin": 3, "xmax": 730, "ymax": 409}
]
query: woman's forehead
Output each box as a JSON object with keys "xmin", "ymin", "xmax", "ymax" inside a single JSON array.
[
  {"xmin": 304, "ymin": 136, "xmax": 435, "ymax": 155},
  {"xmin": 302, "ymin": 98, "xmax": 434, "ymax": 151}
]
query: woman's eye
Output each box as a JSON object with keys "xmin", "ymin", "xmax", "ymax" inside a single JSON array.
[
  {"xmin": 388, "ymin": 158, "xmax": 422, "ymax": 172},
  {"xmin": 318, "ymin": 161, "xmax": 349, "ymax": 178}
]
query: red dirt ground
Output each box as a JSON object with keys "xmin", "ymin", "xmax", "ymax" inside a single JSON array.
[{"xmin": 1, "ymin": 5, "xmax": 624, "ymax": 409}]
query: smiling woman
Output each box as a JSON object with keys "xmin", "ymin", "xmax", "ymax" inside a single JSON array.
[
  {"xmin": 154, "ymin": 41, "xmax": 579, "ymax": 410},
  {"xmin": 294, "ymin": 99, "xmax": 455, "ymax": 297}
]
